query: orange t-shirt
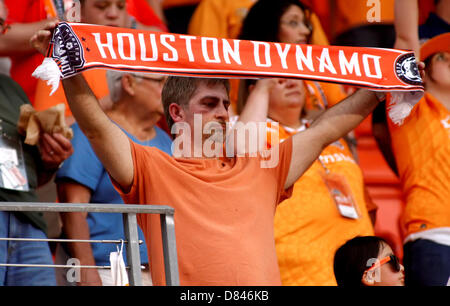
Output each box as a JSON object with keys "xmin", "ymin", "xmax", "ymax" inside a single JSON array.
[
  {"xmin": 188, "ymin": 0, "xmax": 256, "ymax": 40},
  {"xmin": 33, "ymin": 69, "xmax": 110, "ymax": 116},
  {"xmin": 268, "ymin": 124, "xmax": 374, "ymax": 285},
  {"xmin": 388, "ymin": 93, "xmax": 450, "ymax": 237},
  {"xmin": 114, "ymin": 137, "xmax": 293, "ymax": 286}
]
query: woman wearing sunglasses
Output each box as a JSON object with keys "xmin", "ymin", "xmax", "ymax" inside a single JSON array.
[{"xmin": 334, "ymin": 236, "xmax": 405, "ymax": 286}]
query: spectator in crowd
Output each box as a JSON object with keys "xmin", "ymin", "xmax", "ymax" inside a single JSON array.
[
  {"xmin": 0, "ymin": 0, "xmax": 58, "ymax": 103},
  {"xmin": 374, "ymin": 0, "xmax": 449, "ymax": 175},
  {"xmin": 384, "ymin": 33, "xmax": 450, "ymax": 286},
  {"xmin": 32, "ymin": 17, "xmax": 393, "ymax": 285},
  {"xmin": 0, "ymin": 77, "xmax": 72, "ymax": 286},
  {"xmin": 55, "ymin": 71, "xmax": 171, "ymax": 286},
  {"xmin": 237, "ymin": 76, "xmax": 376, "ymax": 286},
  {"xmin": 371, "ymin": 0, "xmax": 450, "ymax": 286},
  {"xmin": 237, "ymin": 0, "xmax": 379, "ymax": 286},
  {"xmin": 0, "ymin": 0, "xmax": 73, "ymax": 286},
  {"xmin": 1, "ymin": 0, "xmax": 141, "ymax": 254},
  {"xmin": 333, "ymin": 236, "xmax": 405, "ymax": 287},
  {"xmin": 238, "ymin": 0, "xmax": 376, "ymax": 285}
]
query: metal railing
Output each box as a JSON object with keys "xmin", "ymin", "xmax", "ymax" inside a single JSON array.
[{"xmin": 0, "ymin": 202, "xmax": 179, "ymax": 286}]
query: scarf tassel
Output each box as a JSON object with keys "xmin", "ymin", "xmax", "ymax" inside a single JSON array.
[
  {"xmin": 386, "ymin": 91, "xmax": 423, "ymax": 125},
  {"xmin": 32, "ymin": 57, "xmax": 63, "ymax": 96}
]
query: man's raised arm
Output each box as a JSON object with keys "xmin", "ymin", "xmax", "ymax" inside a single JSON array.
[
  {"xmin": 31, "ymin": 22, "xmax": 134, "ymax": 191},
  {"xmin": 284, "ymin": 89, "xmax": 383, "ymax": 189}
]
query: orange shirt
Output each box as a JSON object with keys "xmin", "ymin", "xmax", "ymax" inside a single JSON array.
[
  {"xmin": 4, "ymin": 0, "xmax": 48, "ymax": 104},
  {"xmin": 114, "ymin": 137, "xmax": 294, "ymax": 285},
  {"xmin": 388, "ymin": 93, "xmax": 450, "ymax": 237},
  {"xmin": 188, "ymin": 0, "xmax": 257, "ymax": 40},
  {"xmin": 269, "ymin": 124, "xmax": 374, "ymax": 285},
  {"xmin": 33, "ymin": 69, "xmax": 110, "ymax": 116}
]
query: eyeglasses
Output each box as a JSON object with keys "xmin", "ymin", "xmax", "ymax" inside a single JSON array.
[
  {"xmin": 366, "ymin": 254, "xmax": 401, "ymax": 273},
  {"xmin": 136, "ymin": 75, "xmax": 166, "ymax": 86},
  {"xmin": 280, "ymin": 19, "xmax": 312, "ymax": 32},
  {"xmin": 0, "ymin": 18, "xmax": 10, "ymax": 35}
]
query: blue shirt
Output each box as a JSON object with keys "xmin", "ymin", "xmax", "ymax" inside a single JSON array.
[
  {"xmin": 56, "ymin": 122, "xmax": 172, "ymax": 265},
  {"xmin": 419, "ymin": 13, "xmax": 450, "ymax": 40}
]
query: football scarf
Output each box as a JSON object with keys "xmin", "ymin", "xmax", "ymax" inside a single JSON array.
[{"xmin": 33, "ymin": 22, "xmax": 425, "ymax": 124}]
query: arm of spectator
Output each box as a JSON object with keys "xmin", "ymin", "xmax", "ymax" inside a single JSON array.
[
  {"xmin": 0, "ymin": 18, "xmax": 58, "ymax": 56},
  {"xmin": 284, "ymin": 89, "xmax": 383, "ymax": 189},
  {"xmin": 37, "ymin": 132, "xmax": 73, "ymax": 186},
  {"xmin": 237, "ymin": 78, "xmax": 275, "ymax": 124},
  {"xmin": 394, "ymin": 0, "xmax": 420, "ymax": 58},
  {"xmin": 228, "ymin": 78, "xmax": 276, "ymax": 155},
  {"xmin": 57, "ymin": 180, "xmax": 103, "ymax": 286},
  {"xmin": 31, "ymin": 23, "xmax": 135, "ymax": 192}
]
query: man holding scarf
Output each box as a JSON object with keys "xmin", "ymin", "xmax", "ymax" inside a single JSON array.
[{"xmin": 30, "ymin": 20, "xmax": 424, "ymax": 285}]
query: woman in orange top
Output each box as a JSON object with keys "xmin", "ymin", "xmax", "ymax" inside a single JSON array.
[
  {"xmin": 238, "ymin": 76, "xmax": 376, "ymax": 286},
  {"xmin": 237, "ymin": 0, "xmax": 376, "ymax": 285}
]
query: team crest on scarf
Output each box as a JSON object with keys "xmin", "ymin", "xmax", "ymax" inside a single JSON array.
[
  {"xmin": 395, "ymin": 53, "xmax": 422, "ymax": 86},
  {"xmin": 50, "ymin": 22, "xmax": 85, "ymax": 77}
]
